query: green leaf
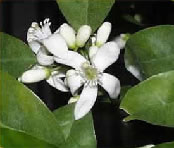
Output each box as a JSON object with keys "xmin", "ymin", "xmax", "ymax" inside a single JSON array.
[
  {"xmin": 120, "ymin": 70, "xmax": 174, "ymax": 127},
  {"xmin": 120, "ymin": 85, "xmax": 132, "ymax": 100},
  {"xmin": 0, "ymin": 126, "xmax": 57, "ymax": 148},
  {"xmin": 0, "ymin": 70, "xmax": 65, "ymax": 147},
  {"xmin": 53, "ymin": 103, "xmax": 97, "ymax": 148},
  {"xmin": 0, "ymin": 32, "xmax": 36, "ymax": 77},
  {"xmin": 154, "ymin": 142, "xmax": 174, "ymax": 148},
  {"xmin": 125, "ymin": 25, "xmax": 174, "ymax": 80},
  {"xmin": 57, "ymin": 0, "xmax": 115, "ymax": 32}
]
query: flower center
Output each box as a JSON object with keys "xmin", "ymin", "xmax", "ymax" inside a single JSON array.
[{"xmin": 81, "ymin": 62, "xmax": 98, "ymax": 81}]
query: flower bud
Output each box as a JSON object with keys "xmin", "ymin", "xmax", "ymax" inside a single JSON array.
[
  {"xmin": 76, "ymin": 25, "xmax": 92, "ymax": 48},
  {"xmin": 89, "ymin": 46, "xmax": 98, "ymax": 60},
  {"xmin": 59, "ymin": 23, "xmax": 76, "ymax": 49},
  {"xmin": 19, "ymin": 68, "xmax": 51, "ymax": 83},
  {"xmin": 96, "ymin": 22, "xmax": 111, "ymax": 47}
]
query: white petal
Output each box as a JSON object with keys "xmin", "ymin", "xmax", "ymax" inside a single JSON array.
[
  {"xmin": 66, "ymin": 70, "xmax": 84, "ymax": 95},
  {"xmin": 96, "ymin": 22, "xmax": 111, "ymax": 47},
  {"xmin": 42, "ymin": 33, "xmax": 68, "ymax": 58},
  {"xmin": 74, "ymin": 85, "xmax": 98, "ymax": 120},
  {"xmin": 28, "ymin": 41, "xmax": 41, "ymax": 54},
  {"xmin": 59, "ymin": 23, "xmax": 76, "ymax": 49},
  {"xmin": 54, "ymin": 51, "xmax": 87, "ymax": 70},
  {"xmin": 92, "ymin": 42, "xmax": 120, "ymax": 72},
  {"xmin": 76, "ymin": 25, "xmax": 92, "ymax": 47},
  {"xmin": 19, "ymin": 68, "xmax": 50, "ymax": 83},
  {"xmin": 99, "ymin": 73, "xmax": 120, "ymax": 99},
  {"xmin": 89, "ymin": 46, "xmax": 99, "ymax": 61},
  {"xmin": 46, "ymin": 72, "xmax": 69, "ymax": 92},
  {"xmin": 36, "ymin": 47, "xmax": 54, "ymax": 66}
]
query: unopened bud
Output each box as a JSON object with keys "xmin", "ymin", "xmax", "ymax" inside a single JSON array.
[
  {"xmin": 19, "ymin": 68, "xmax": 51, "ymax": 83},
  {"xmin": 59, "ymin": 23, "xmax": 76, "ymax": 49},
  {"xmin": 96, "ymin": 22, "xmax": 111, "ymax": 47},
  {"xmin": 76, "ymin": 25, "xmax": 92, "ymax": 48}
]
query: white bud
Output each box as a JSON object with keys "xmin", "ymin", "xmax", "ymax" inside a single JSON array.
[
  {"xmin": 76, "ymin": 25, "xmax": 92, "ymax": 47},
  {"xmin": 89, "ymin": 46, "xmax": 98, "ymax": 60},
  {"xmin": 59, "ymin": 23, "xmax": 76, "ymax": 49},
  {"xmin": 96, "ymin": 22, "xmax": 111, "ymax": 47},
  {"xmin": 19, "ymin": 68, "xmax": 50, "ymax": 83}
]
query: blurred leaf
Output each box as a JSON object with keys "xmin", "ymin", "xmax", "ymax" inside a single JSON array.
[
  {"xmin": 154, "ymin": 141, "xmax": 174, "ymax": 148},
  {"xmin": 125, "ymin": 25, "xmax": 174, "ymax": 80},
  {"xmin": 0, "ymin": 71, "xmax": 65, "ymax": 147},
  {"xmin": 0, "ymin": 32, "xmax": 36, "ymax": 77},
  {"xmin": 56, "ymin": 0, "xmax": 115, "ymax": 32},
  {"xmin": 0, "ymin": 127, "xmax": 56, "ymax": 148},
  {"xmin": 120, "ymin": 70, "xmax": 174, "ymax": 127},
  {"xmin": 53, "ymin": 103, "xmax": 97, "ymax": 148}
]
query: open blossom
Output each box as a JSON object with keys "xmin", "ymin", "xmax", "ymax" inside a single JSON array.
[
  {"xmin": 21, "ymin": 20, "xmax": 121, "ymax": 120},
  {"xmin": 49, "ymin": 22, "xmax": 121, "ymax": 120},
  {"xmin": 19, "ymin": 19, "xmax": 69, "ymax": 92}
]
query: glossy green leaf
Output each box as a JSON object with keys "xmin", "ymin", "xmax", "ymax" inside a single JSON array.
[
  {"xmin": 120, "ymin": 70, "xmax": 174, "ymax": 127},
  {"xmin": 57, "ymin": 0, "xmax": 115, "ymax": 32},
  {"xmin": 0, "ymin": 32, "xmax": 36, "ymax": 77},
  {"xmin": 120, "ymin": 85, "xmax": 132, "ymax": 100},
  {"xmin": 0, "ymin": 71, "xmax": 65, "ymax": 147},
  {"xmin": 0, "ymin": 127, "xmax": 56, "ymax": 148},
  {"xmin": 53, "ymin": 103, "xmax": 97, "ymax": 148},
  {"xmin": 125, "ymin": 25, "xmax": 174, "ymax": 80}
]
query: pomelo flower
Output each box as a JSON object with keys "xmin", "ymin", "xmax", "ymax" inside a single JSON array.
[
  {"xmin": 44, "ymin": 22, "xmax": 121, "ymax": 120},
  {"xmin": 19, "ymin": 19, "xmax": 69, "ymax": 92},
  {"xmin": 25, "ymin": 20, "xmax": 121, "ymax": 120},
  {"xmin": 61, "ymin": 42, "xmax": 120, "ymax": 120}
]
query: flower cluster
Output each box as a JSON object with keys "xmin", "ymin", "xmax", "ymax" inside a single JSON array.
[{"xmin": 19, "ymin": 18, "xmax": 124, "ymax": 120}]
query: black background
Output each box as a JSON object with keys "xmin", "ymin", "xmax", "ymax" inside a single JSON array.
[{"xmin": 1, "ymin": 0, "xmax": 174, "ymax": 148}]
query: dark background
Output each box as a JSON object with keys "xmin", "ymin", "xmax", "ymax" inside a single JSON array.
[{"xmin": 1, "ymin": 0, "xmax": 174, "ymax": 148}]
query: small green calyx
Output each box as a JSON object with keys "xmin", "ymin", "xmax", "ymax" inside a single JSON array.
[
  {"xmin": 45, "ymin": 68, "xmax": 52, "ymax": 78},
  {"xmin": 82, "ymin": 62, "xmax": 98, "ymax": 80}
]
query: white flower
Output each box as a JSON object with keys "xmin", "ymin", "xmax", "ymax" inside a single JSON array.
[
  {"xmin": 59, "ymin": 23, "xmax": 92, "ymax": 49},
  {"xmin": 96, "ymin": 22, "xmax": 111, "ymax": 47},
  {"xmin": 24, "ymin": 19, "xmax": 69, "ymax": 92},
  {"xmin": 54, "ymin": 41, "xmax": 120, "ymax": 120},
  {"xmin": 27, "ymin": 18, "xmax": 68, "ymax": 65}
]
